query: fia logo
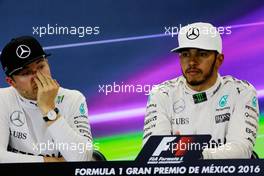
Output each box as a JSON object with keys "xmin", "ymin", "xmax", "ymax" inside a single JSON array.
[{"xmin": 219, "ymin": 95, "xmax": 228, "ymax": 107}]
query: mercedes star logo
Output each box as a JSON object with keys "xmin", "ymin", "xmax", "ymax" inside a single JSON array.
[
  {"xmin": 10, "ymin": 111, "xmax": 25, "ymax": 127},
  {"xmin": 173, "ymin": 99, "xmax": 185, "ymax": 114},
  {"xmin": 186, "ymin": 27, "xmax": 200, "ymax": 40},
  {"xmin": 16, "ymin": 45, "xmax": 31, "ymax": 59}
]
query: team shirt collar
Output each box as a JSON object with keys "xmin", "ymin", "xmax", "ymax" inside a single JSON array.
[
  {"xmin": 14, "ymin": 89, "xmax": 39, "ymax": 109},
  {"xmin": 183, "ymin": 73, "xmax": 223, "ymax": 99}
]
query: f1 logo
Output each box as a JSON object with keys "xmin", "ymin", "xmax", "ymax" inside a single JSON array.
[{"xmin": 152, "ymin": 137, "xmax": 176, "ymax": 156}]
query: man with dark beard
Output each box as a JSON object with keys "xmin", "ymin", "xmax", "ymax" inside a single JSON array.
[{"xmin": 143, "ymin": 22, "xmax": 259, "ymax": 159}]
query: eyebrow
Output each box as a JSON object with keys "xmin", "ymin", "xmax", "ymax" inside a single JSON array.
[
  {"xmin": 23, "ymin": 59, "xmax": 45, "ymax": 70},
  {"xmin": 36, "ymin": 58, "xmax": 45, "ymax": 64}
]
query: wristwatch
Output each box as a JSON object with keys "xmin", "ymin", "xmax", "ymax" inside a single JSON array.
[{"xmin": 43, "ymin": 107, "xmax": 59, "ymax": 122}]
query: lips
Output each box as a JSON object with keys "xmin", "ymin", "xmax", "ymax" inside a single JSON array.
[
  {"xmin": 187, "ymin": 70, "xmax": 200, "ymax": 73},
  {"xmin": 186, "ymin": 69, "xmax": 201, "ymax": 75}
]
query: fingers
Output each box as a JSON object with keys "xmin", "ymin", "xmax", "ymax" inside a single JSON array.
[
  {"xmin": 46, "ymin": 76, "xmax": 55, "ymax": 86},
  {"xmin": 37, "ymin": 71, "xmax": 48, "ymax": 87},
  {"xmin": 34, "ymin": 76, "xmax": 42, "ymax": 89},
  {"xmin": 36, "ymin": 71, "xmax": 59, "ymax": 88},
  {"xmin": 174, "ymin": 130, "xmax": 181, "ymax": 135}
]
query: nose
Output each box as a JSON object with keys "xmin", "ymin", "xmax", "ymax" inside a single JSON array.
[
  {"xmin": 188, "ymin": 55, "xmax": 199, "ymax": 66},
  {"xmin": 30, "ymin": 70, "xmax": 38, "ymax": 80}
]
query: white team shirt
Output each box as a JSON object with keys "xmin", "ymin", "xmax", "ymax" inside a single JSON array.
[
  {"xmin": 0, "ymin": 87, "xmax": 93, "ymax": 163},
  {"xmin": 143, "ymin": 74, "xmax": 259, "ymax": 159}
]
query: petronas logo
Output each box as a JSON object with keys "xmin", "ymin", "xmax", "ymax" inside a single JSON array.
[
  {"xmin": 219, "ymin": 95, "xmax": 228, "ymax": 107},
  {"xmin": 79, "ymin": 103, "xmax": 85, "ymax": 115},
  {"xmin": 252, "ymin": 97, "xmax": 257, "ymax": 108}
]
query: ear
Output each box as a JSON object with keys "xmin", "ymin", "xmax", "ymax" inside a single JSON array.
[
  {"xmin": 216, "ymin": 54, "xmax": 224, "ymax": 68},
  {"xmin": 5, "ymin": 76, "xmax": 16, "ymax": 87}
]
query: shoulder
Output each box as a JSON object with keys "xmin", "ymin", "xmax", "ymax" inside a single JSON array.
[
  {"xmin": 58, "ymin": 87, "xmax": 84, "ymax": 97},
  {"xmin": 0, "ymin": 87, "xmax": 17, "ymax": 116},
  {"xmin": 222, "ymin": 75, "xmax": 257, "ymax": 94},
  {"xmin": 56, "ymin": 87, "xmax": 86, "ymax": 104},
  {"xmin": 150, "ymin": 76, "xmax": 184, "ymax": 97},
  {"xmin": 56, "ymin": 88, "xmax": 88, "ymax": 116},
  {"xmin": 0, "ymin": 87, "xmax": 17, "ymax": 101},
  {"xmin": 0, "ymin": 86, "xmax": 15, "ymax": 95}
]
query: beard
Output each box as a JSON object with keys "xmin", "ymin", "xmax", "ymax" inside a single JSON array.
[
  {"xmin": 182, "ymin": 57, "xmax": 217, "ymax": 86},
  {"xmin": 21, "ymin": 84, "xmax": 38, "ymax": 100},
  {"xmin": 26, "ymin": 90, "xmax": 38, "ymax": 100}
]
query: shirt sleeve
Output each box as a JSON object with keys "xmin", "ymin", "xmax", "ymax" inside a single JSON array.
[
  {"xmin": 47, "ymin": 91, "xmax": 93, "ymax": 161},
  {"xmin": 0, "ymin": 97, "xmax": 44, "ymax": 163},
  {"xmin": 203, "ymin": 88, "xmax": 259, "ymax": 159},
  {"xmin": 143, "ymin": 89, "xmax": 172, "ymax": 146}
]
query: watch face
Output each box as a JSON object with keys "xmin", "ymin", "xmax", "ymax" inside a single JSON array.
[{"xmin": 47, "ymin": 110, "xmax": 57, "ymax": 120}]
